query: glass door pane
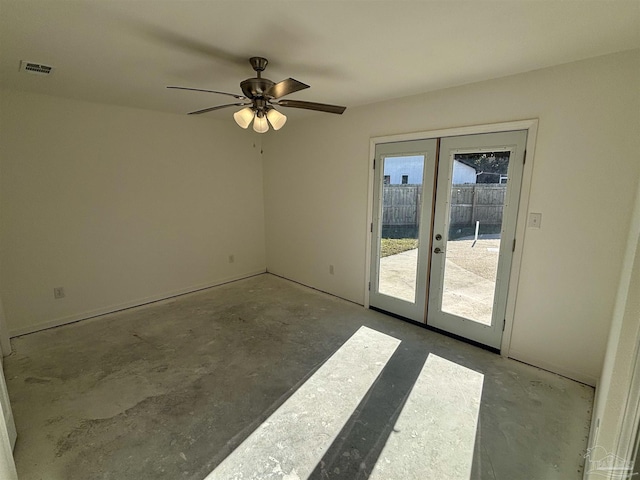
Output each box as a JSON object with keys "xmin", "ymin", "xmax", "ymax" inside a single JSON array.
[
  {"xmin": 369, "ymin": 139, "xmax": 437, "ymax": 322},
  {"xmin": 440, "ymin": 152, "xmax": 511, "ymax": 325},
  {"xmin": 378, "ymin": 155, "xmax": 424, "ymax": 303}
]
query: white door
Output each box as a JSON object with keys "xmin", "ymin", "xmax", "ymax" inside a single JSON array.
[
  {"xmin": 369, "ymin": 139, "xmax": 437, "ymax": 322},
  {"xmin": 427, "ymin": 131, "xmax": 527, "ymax": 349}
]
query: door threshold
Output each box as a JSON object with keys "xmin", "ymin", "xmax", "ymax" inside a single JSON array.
[{"xmin": 369, "ymin": 306, "xmax": 500, "ymax": 355}]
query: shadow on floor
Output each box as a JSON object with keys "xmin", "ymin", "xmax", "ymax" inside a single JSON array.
[{"xmin": 6, "ymin": 274, "xmax": 593, "ymax": 480}]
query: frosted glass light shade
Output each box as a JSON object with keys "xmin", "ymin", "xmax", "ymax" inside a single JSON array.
[
  {"xmin": 233, "ymin": 107, "xmax": 254, "ymax": 129},
  {"xmin": 266, "ymin": 108, "xmax": 287, "ymax": 131},
  {"xmin": 253, "ymin": 114, "xmax": 269, "ymax": 133}
]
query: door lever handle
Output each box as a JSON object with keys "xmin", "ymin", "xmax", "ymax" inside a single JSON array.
[{"xmin": 434, "ymin": 247, "xmax": 444, "ymax": 254}]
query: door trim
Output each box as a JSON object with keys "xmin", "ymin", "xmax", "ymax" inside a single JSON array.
[{"xmin": 364, "ymin": 119, "xmax": 539, "ymax": 356}]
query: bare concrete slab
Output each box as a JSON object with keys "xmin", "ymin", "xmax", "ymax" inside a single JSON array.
[
  {"xmin": 369, "ymin": 354, "xmax": 484, "ymax": 479},
  {"xmin": 206, "ymin": 327, "xmax": 400, "ymax": 479},
  {"xmin": 4, "ymin": 273, "xmax": 593, "ymax": 479}
]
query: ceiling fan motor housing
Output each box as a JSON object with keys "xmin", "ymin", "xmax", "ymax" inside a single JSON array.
[{"xmin": 240, "ymin": 77, "xmax": 275, "ymax": 100}]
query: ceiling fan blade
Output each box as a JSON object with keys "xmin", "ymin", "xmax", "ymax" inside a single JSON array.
[
  {"xmin": 110, "ymin": 12, "xmax": 247, "ymax": 66},
  {"xmin": 266, "ymin": 78, "xmax": 310, "ymax": 99},
  {"xmin": 167, "ymin": 86, "xmax": 246, "ymax": 100},
  {"xmin": 188, "ymin": 103, "xmax": 252, "ymax": 115},
  {"xmin": 276, "ymin": 100, "xmax": 346, "ymax": 114}
]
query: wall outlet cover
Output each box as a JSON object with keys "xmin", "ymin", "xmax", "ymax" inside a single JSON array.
[{"xmin": 528, "ymin": 212, "xmax": 542, "ymax": 229}]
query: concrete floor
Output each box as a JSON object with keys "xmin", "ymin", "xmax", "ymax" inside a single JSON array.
[{"xmin": 5, "ymin": 273, "xmax": 593, "ymax": 479}]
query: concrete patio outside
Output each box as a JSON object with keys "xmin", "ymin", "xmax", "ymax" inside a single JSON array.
[{"xmin": 378, "ymin": 238, "xmax": 500, "ymax": 326}]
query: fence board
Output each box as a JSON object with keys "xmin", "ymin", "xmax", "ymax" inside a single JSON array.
[
  {"xmin": 382, "ymin": 183, "xmax": 507, "ymax": 228},
  {"xmin": 383, "ymin": 185, "xmax": 421, "ymax": 226}
]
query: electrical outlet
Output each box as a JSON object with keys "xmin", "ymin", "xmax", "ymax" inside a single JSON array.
[
  {"xmin": 329, "ymin": 264, "xmax": 334, "ymax": 275},
  {"xmin": 228, "ymin": 255, "xmax": 235, "ymax": 264},
  {"xmin": 53, "ymin": 287, "xmax": 65, "ymax": 299},
  {"xmin": 528, "ymin": 212, "xmax": 542, "ymax": 229}
]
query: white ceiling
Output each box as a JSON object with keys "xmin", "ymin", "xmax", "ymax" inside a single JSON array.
[{"xmin": 1, "ymin": 1, "xmax": 638, "ymax": 120}]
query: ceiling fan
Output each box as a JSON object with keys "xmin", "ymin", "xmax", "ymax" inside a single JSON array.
[{"xmin": 168, "ymin": 57, "xmax": 346, "ymax": 133}]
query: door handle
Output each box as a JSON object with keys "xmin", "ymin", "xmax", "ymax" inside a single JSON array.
[{"xmin": 434, "ymin": 247, "xmax": 444, "ymax": 254}]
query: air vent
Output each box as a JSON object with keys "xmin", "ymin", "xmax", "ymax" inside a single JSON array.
[{"xmin": 20, "ymin": 61, "xmax": 54, "ymax": 76}]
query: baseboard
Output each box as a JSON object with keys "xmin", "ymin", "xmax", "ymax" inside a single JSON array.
[
  {"xmin": 9, "ymin": 269, "xmax": 267, "ymax": 338},
  {"xmin": 265, "ymin": 270, "xmax": 364, "ymax": 307},
  {"xmin": 508, "ymin": 349, "xmax": 598, "ymax": 387}
]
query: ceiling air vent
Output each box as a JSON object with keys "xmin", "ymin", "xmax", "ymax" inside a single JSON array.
[{"xmin": 19, "ymin": 61, "xmax": 54, "ymax": 76}]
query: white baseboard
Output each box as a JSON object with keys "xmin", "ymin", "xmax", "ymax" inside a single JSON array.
[
  {"xmin": 9, "ymin": 269, "xmax": 267, "ymax": 338},
  {"xmin": 509, "ymin": 349, "xmax": 598, "ymax": 387}
]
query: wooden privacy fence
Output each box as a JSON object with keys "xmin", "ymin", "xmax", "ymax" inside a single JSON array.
[
  {"xmin": 382, "ymin": 185, "xmax": 422, "ymax": 226},
  {"xmin": 382, "ymin": 184, "xmax": 507, "ymax": 228},
  {"xmin": 449, "ymin": 184, "xmax": 506, "ymax": 227}
]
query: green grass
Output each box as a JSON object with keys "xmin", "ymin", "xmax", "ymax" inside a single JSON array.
[{"xmin": 380, "ymin": 238, "xmax": 418, "ymax": 257}]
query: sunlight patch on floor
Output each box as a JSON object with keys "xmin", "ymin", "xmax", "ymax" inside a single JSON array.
[
  {"xmin": 205, "ymin": 326, "xmax": 401, "ymax": 480},
  {"xmin": 369, "ymin": 354, "xmax": 484, "ymax": 479}
]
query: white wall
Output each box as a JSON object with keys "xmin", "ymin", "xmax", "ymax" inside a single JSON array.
[
  {"xmin": 383, "ymin": 156, "xmax": 423, "ymax": 184},
  {"xmin": 452, "ymin": 160, "xmax": 477, "ymax": 185},
  {"xmin": 0, "ymin": 391, "xmax": 17, "ymax": 480},
  {"xmin": 587, "ymin": 174, "xmax": 640, "ymax": 476},
  {"xmin": 0, "ymin": 356, "xmax": 15, "ymax": 450},
  {"xmin": 0, "ymin": 298, "xmax": 15, "ymax": 451},
  {"xmin": 262, "ymin": 50, "xmax": 640, "ymax": 385},
  {"xmin": 0, "ymin": 299, "xmax": 16, "ymax": 476},
  {"xmin": 0, "ymin": 90, "xmax": 266, "ymax": 335},
  {"xmin": 382, "ymin": 156, "xmax": 476, "ymax": 185}
]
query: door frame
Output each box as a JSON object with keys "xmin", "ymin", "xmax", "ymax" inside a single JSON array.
[{"xmin": 364, "ymin": 119, "xmax": 539, "ymax": 356}]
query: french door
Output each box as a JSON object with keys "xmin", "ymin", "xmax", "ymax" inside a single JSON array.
[
  {"xmin": 427, "ymin": 131, "xmax": 527, "ymax": 349},
  {"xmin": 369, "ymin": 139, "xmax": 437, "ymax": 322},
  {"xmin": 370, "ymin": 130, "xmax": 527, "ymax": 350}
]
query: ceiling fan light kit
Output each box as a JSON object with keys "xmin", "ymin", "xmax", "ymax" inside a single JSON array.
[
  {"xmin": 169, "ymin": 57, "xmax": 346, "ymax": 134},
  {"xmin": 233, "ymin": 107, "xmax": 255, "ymax": 129},
  {"xmin": 232, "ymin": 105, "xmax": 287, "ymax": 132},
  {"xmin": 266, "ymin": 108, "xmax": 287, "ymax": 131},
  {"xmin": 253, "ymin": 112, "xmax": 269, "ymax": 134}
]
